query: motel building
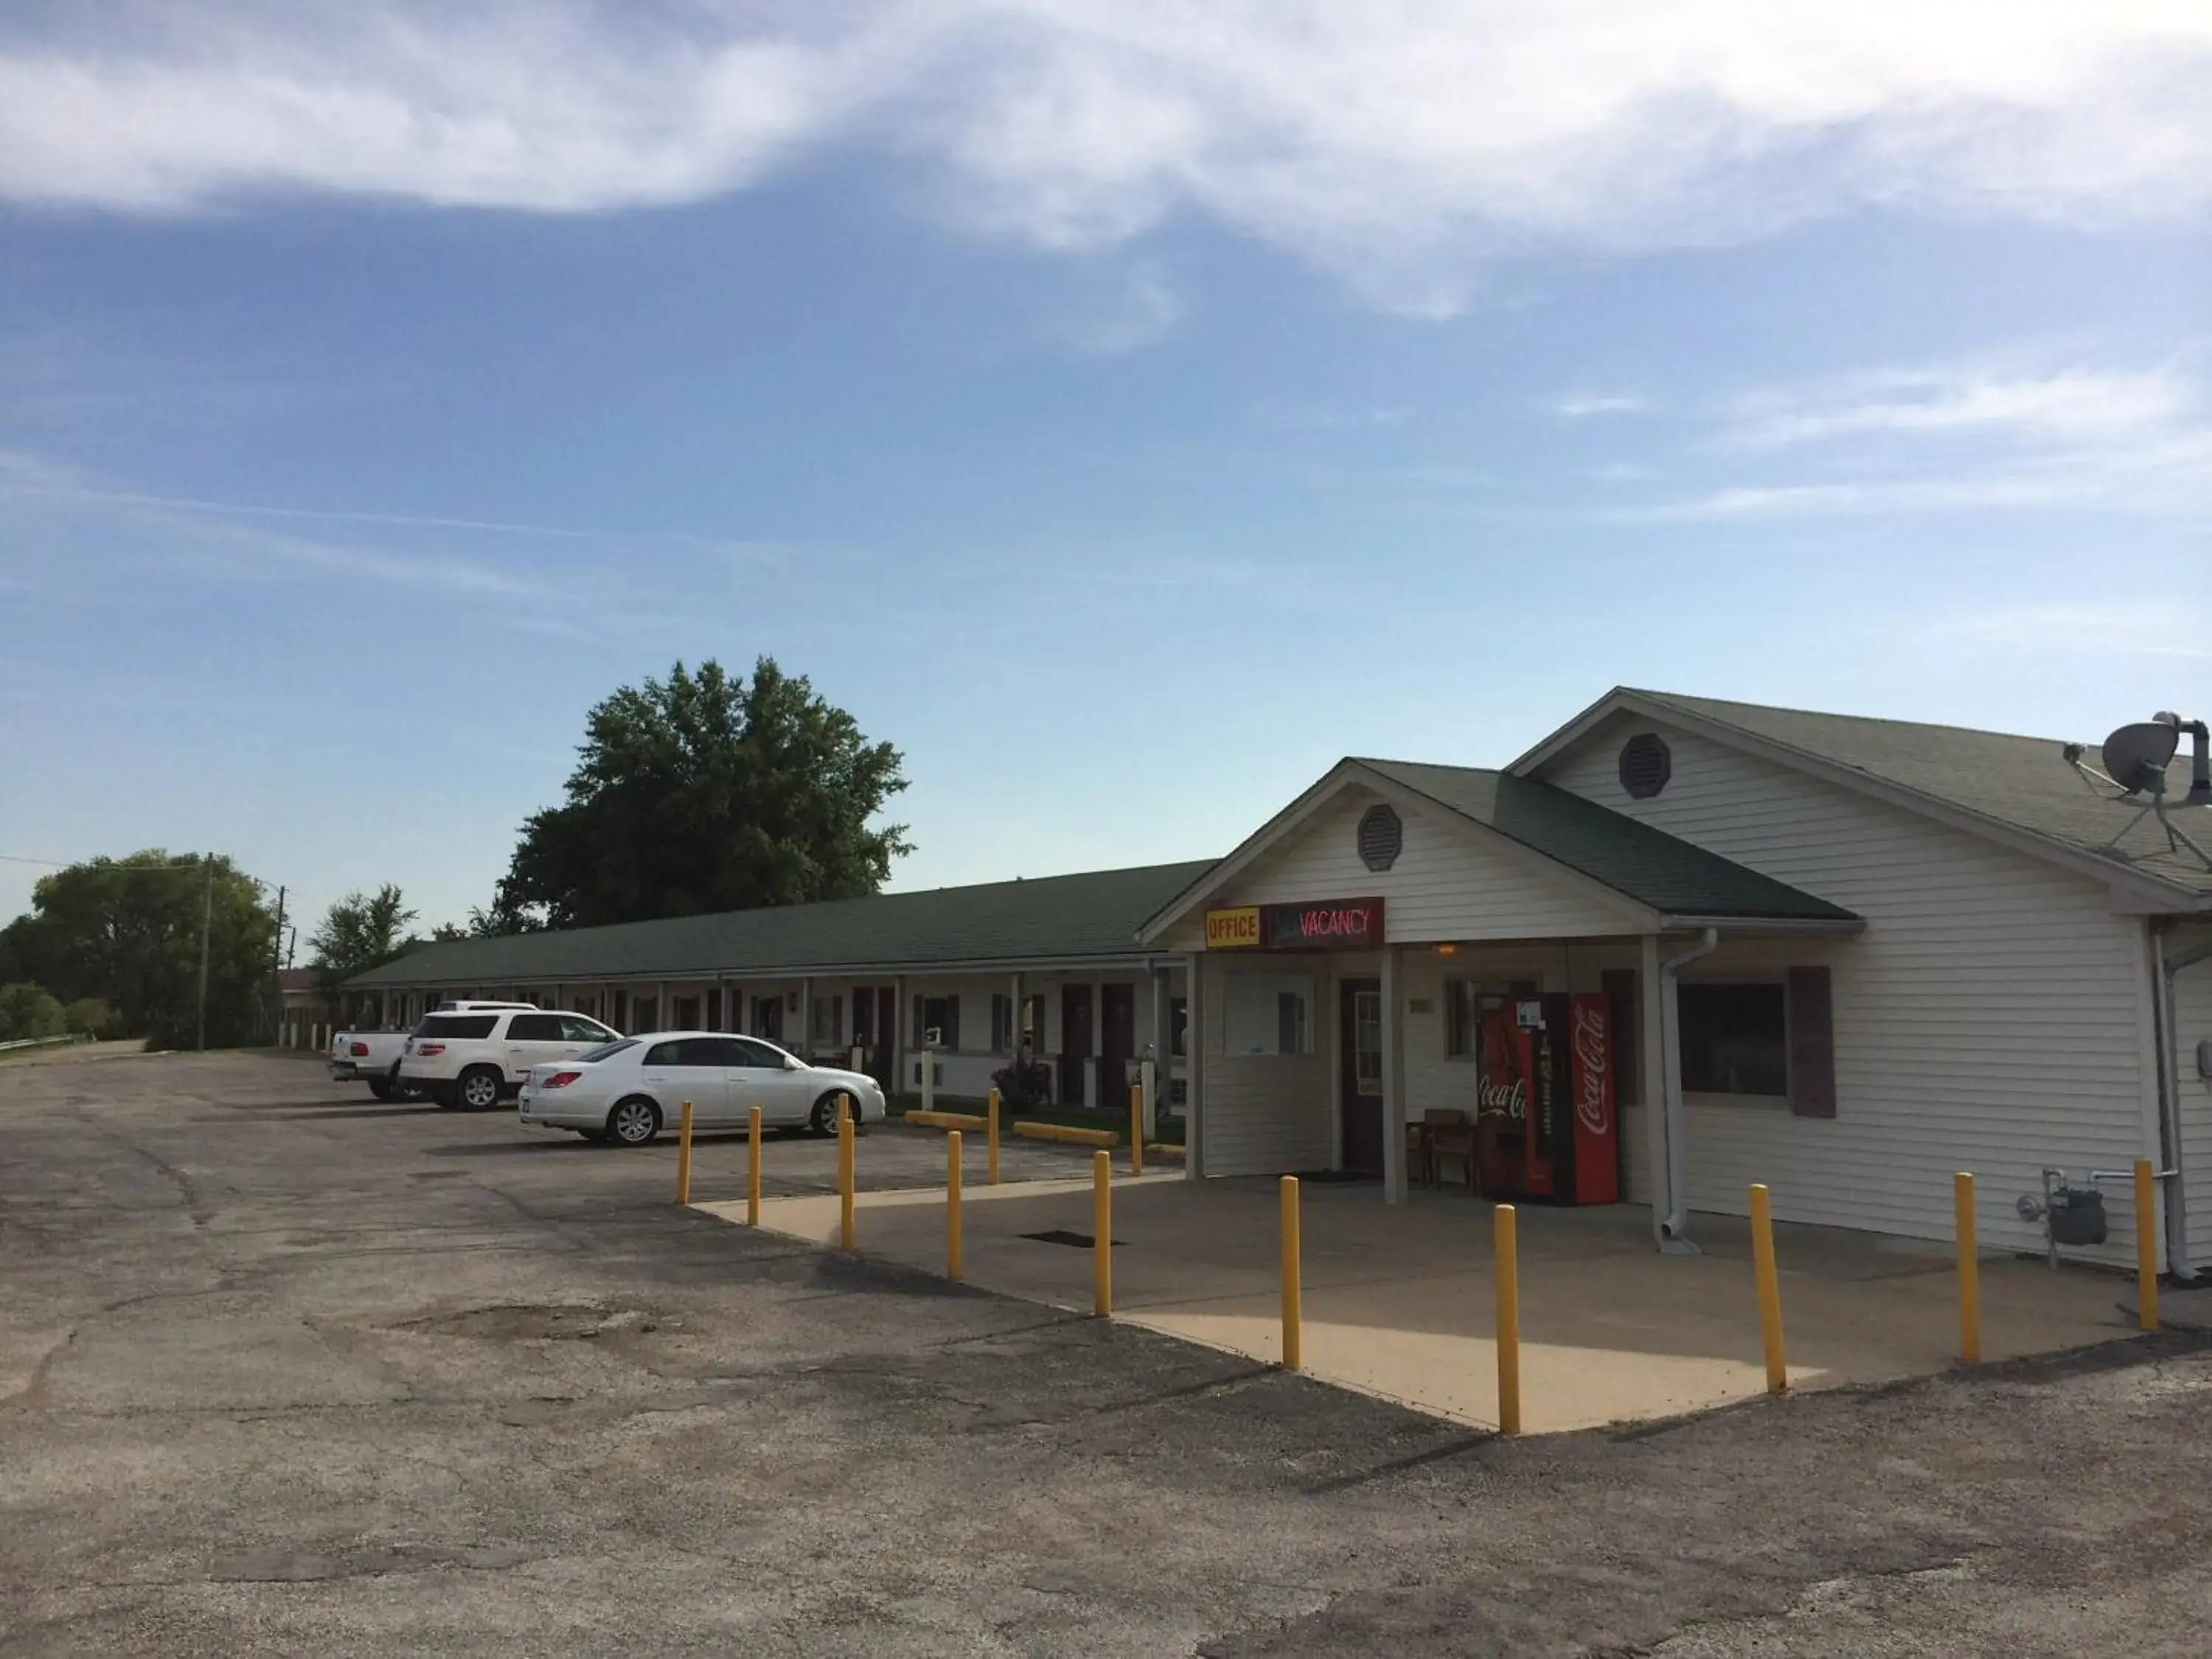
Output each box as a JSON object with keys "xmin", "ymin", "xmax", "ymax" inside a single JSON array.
[{"xmin": 349, "ymin": 687, "xmax": 2212, "ymax": 1276}]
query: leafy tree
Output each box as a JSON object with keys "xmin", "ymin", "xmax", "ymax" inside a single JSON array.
[
  {"xmin": 428, "ymin": 922, "xmax": 468, "ymax": 943},
  {"xmin": 0, "ymin": 983, "xmax": 66, "ymax": 1042},
  {"xmin": 63, "ymin": 996, "xmax": 122, "ymax": 1038},
  {"xmin": 0, "ymin": 851, "xmax": 279, "ymax": 1047},
  {"xmin": 307, "ymin": 885, "xmax": 419, "ymax": 988},
  {"xmin": 493, "ymin": 657, "xmax": 911, "ymax": 929}
]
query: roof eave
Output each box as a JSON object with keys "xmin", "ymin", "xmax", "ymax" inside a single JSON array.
[
  {"xmin": 1657, "ymin": 913, "xmax": 1866, "ymax": 936},
  {"xmin": 1510, "ymin": 687, "xmax": 2207, "ymax": 913}
]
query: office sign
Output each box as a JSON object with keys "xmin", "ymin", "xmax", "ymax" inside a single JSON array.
[{"xmin": 1204, "ymin": 906, "xmax": 1262, "ymax": 948}]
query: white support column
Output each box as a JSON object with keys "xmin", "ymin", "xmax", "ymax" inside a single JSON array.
[
  {"xmin": 1185, "ymin": 953, "xmax": 1205, "ymax": 1180},
  {"xmin": 1381, "ymin": 944, "xmax": 1408, "ymax": 1206},
  {"xmin": 1146, "ymin": 967, "xmax": 1169, "ymax": 1140},
  {"xmin": 1640, "ymin": 935, "xmax": 1670, "ymax": 1248},
  {"xmin": 894, "ymin": 974, "xmax": 909, "ymax": 1096}
]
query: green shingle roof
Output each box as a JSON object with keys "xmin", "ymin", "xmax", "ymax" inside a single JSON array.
[
  {"xmin": 1356, "ymin": 759, "xmax": 1858, "ymax": 922},
  {"xmin": 345, "ymin": 859, "xmax": 1220, "ymax": 990},
  {"xmin": 1618, "ymin": 691, "xmax": 2212, "ymax": 900}
]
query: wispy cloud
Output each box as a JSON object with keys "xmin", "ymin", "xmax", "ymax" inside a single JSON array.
[
  {"xmin": 1726, "ymin": 365, "xmax": 2195, "ymax": 448},
  {"xmin": 2, "ymin": 4, "xmax": 2210, "ymax": 308},
  {"xmin": 1554, "ymin": 394, "xmax": 1649, "ymax": 419},
  {"xmin": 1950, "ymin": 601, "xmax": 2212, "ymax": 660}
]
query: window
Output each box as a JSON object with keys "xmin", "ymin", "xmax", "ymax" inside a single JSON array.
[
  {"xmin": 644, "ymin": 1037, "xmax": 721, "ymax": 1067},
  {"xmin": 1443, "ymin": 980, "xmax": 1512, "ymax": 1059},
  {"xmin": 417, "ymin": 1014, "xmax": 497, "ymax": 1040},
  {"xmin": 1678, "ymin": 984, "xmax": 1787, "ymax": 1096},
  {"xmin": 991, "ymin": 994, "xmax": 1015, "ymax": 1053},
  {"xmin": 914, "ymin": 994, "xmax": 960, "ymax": 1050},
  {"xmin": 558, "ymin": 1016, "xmax": 612, "ymax": 1043},
  {"xmin": 731, "ymin": 1037, "xmax": 790, "ymax": 1070},
  {"xmin": 1222, "ymin": 974, "xmax": 1312, "ymax": 1057},
  {"xmin": 1169, "ymin": 997, "xmax": 1187, "ymax": 1058},
  {"xmin": 632, "ymin": 996, "xmax": 659, "ymax": 1032},
  {"xmin": 675, "ymin": 995, "xmax": 701, "ymax": 1029},
  {"xmin": 507, "ymin": 1013, "xmax": 563, "ymax": 1041},
  {"xmin": 1023, "ymin": 994, "xmax": 1045, "ymax": 1049},
  {"xmin": 810, "ymin": 993, "xmax": 844, "ymax": 1046}
]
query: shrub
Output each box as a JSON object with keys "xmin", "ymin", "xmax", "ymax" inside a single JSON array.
[
  {"xmin": 63, "ymin": 997, "xmax": 122, "ymax": 1039},
  {"xmin": 990, "ymin": 1055, "xmax": 1053, "ymax": 1113},
  {"xmin": 0, "ymin": 982, "xmax": 66, "ymax": 1043}
]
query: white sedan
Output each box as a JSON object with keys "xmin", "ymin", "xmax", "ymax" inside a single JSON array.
[{"xmin": 517, "ymin": 1032, "xmax": 887, "ymax": 1147}]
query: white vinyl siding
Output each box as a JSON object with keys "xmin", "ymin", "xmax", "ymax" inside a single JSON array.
[
  {"xmin": 1197, "ymin": 954, "xmax": 1333, "ymax": 1177},
  {"xmin": 1203, "ymin": 786, "xmax": 1643, "ymax": 944},
  {"xmin": 1543, "ymin": 720, "xmax": 2157, "ymax": 1264}
]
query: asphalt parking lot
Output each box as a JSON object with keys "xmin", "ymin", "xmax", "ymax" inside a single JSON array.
[{"xmin": 9, "ymin": 1051, "xmax": 2212, "ymax": 1657}]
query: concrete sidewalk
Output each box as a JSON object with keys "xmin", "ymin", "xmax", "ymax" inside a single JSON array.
[{"xmin": 698, "ymin": 1169, "xmax": 2136, "ymax": 1433}]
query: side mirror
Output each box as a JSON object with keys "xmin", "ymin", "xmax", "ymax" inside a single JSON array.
[{"xmin": 785, "ymin": 1055, "xmax": 804, "ymax": 1071}]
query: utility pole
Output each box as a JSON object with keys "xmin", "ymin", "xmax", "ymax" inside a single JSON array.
[
  {"xmin": 268, "ymin": 884, "xmax": 287, "ymax": 1046},
  {"xmin": 196, "ymin": 854, "xmax": 214, "ymax": 1053}
]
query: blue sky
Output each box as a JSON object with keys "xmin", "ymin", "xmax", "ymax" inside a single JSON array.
[{"xmin": 2, "ymin": 3, "xmax": 2209, "ymax": 943}]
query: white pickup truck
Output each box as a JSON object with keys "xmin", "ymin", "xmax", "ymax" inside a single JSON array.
[{"xmin": 330, "ymin": 1002, "xmax": 538, "ymax": 1100}]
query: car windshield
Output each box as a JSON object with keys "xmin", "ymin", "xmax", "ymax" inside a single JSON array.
[{"xmin": 572, "ymin": 1040, "xmax": 638, "ymax": 1065}]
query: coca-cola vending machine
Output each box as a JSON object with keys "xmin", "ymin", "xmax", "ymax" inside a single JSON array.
[{"xmin": 1473, "ymin": 992, "xmax": 1619, "ymax": 1204}]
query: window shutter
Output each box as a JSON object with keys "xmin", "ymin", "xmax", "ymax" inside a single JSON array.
[{"xmin": 1786, "ymin": 967, "xmax": 1836, "ymax": 1119}]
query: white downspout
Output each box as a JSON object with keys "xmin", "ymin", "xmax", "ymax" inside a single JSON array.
[
  {"xmin": 2160, "ymin": 929, "xmax": 2212, "ymax": 1282},
  {"xmin": 1658, "ymin": 927, "xmax": 1720, "ymax": 1254}
]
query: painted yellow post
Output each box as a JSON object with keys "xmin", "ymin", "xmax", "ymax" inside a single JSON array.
[
  {"xmin": 1279, "ymin": 1175, "xmax": 1302, "ymax": 1371},
  {"xmin": 1748, "ymin": 1183, "xmax": 1788, "ymax": 1395},
  {"xmin": 947, "ymin": 1130, "xmax": 964, "ymax": 1281},
  {"xmin": 1494, "ymin": 1203, "xmax": 1521, "ymax": 1433},
  {"xmin": 1092, "ymin": 1150, "xmax": 1113, "ymax": 1317},
  {"xmin": 746, "ymin": 1106, "xmax": 762, "ymax": 1228},
  {"xmin": 2136, "ymin": 1158, "xmax": 2160, "ymax": 1332},
  {"xmin": 987, "ymin": 1087, "xmax": 1001, "ymax": 1186},
  {"xmin": 838, "ymin": 1105, "xmax": 855, "ymax": 1252},
  {"xmin": 675, "ymin": 1099, "xmax": 694, "ymax": 1206},
  {"xmin": 1130, "ymin": 1082, "xmax": 1144, "ymax": 1176},
  {"xmin": 1954, "ymin": 1172, "xmax": 1980, "ymax": 1363}
]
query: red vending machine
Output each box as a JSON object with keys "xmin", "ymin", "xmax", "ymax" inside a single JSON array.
[{"xmin": 1473, "ymin": 992, "xmax": 1619, "ymax": 1204}]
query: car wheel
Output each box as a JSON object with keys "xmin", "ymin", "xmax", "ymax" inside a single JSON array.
[
  {"xmin": 367, "ymin": 1076, "xmax": 395, "ymax": 1102},
  {"xmin": 808, "ymin": 1095, "xmax": 851, "ymax": 1137},
  {"xmin": 607, "ymin": 1097, "xmax": 661, "ymax": 1147},
  {"xmin": 458, "ymin": 1066, "xmax": 504, "ymax": 1111}
]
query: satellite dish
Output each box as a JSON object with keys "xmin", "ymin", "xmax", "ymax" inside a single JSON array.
[{"xmin": 2102, "ymin": 722, "xmax": 2179, "ymax": 796}]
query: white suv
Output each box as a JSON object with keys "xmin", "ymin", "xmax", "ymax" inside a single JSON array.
[{"xmin": 401, "ymin": 1008, "xmax": 622, "ymax": 1110}]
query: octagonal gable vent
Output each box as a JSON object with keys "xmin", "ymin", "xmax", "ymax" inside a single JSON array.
[
  {"xmin": 1357, "ymin": 803, "xmax": 1403, "ymax": 872},
  {"xmin": 1619, "ymin": 733, "xmax": 1672, "ymax": 800}
]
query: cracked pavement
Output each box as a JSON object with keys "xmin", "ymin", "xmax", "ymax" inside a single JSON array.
[{"xmin": 6, "ymin": 1051, "xmax": 2212, "ymax": 1656}]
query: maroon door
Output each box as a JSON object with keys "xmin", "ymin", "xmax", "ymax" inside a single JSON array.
[
  {"xmin": 1099, "ymin": 984, "xmax": 1135, "ymax": 1107},
  {"xmin": 1060, "ymin": 985, "xmax": 1093, "ymax": 1107},
  {"xmin": 1340, "ymin": 979, "xmax": 1384, "ymax": 1175}
]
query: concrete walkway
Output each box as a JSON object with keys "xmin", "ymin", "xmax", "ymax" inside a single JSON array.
[{"xmin": 698, "ymin": 1167, "xmax": 2136, "ymax": 1434}]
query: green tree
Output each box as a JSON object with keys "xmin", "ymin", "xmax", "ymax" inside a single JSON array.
[
  {"xmin": 63, "ymin": 996, "xmax": 122, "ymax": 1038},
  {"xmin": 493, "ymin": 657, "xmax": 911, "ymax": 928},
  {"xmin": 0, "ymin": 852, "xmax": 279, "ymax": 1047},
  {"xmin": 307, "ymin": 885, "xmax": 419, "ymax": 988},
  {"xmin": 0, "ymin": 983, "xmax": 66, "ymax": 1042}
]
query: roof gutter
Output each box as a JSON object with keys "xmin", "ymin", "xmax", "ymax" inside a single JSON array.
[
  {"xmin": 1658, "ymin": 914, "xmax": 1864, "ymax": 936},
  {"xmin": 2157, "ymin": 928, "xmax": 2212, "ymax": 1283},
  {"xmin": 1657, "ymin": 926, "xmax": 1720, "ymax": 1254},
  {"xmin": 346, "ymin": 951, "xmax": 1184, "ymax": 992}
]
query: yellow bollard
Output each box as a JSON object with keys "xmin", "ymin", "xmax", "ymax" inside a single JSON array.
[
  {"xmin": 1749, "ymin": 1183, "xmax": 1788, "ymax": 1395},
  {"xmin": 1093, "ymin": 1150, "xmax": 1112, "ymax": 1317},
  {"xmin": 838, "ymin": 1105, "xmax": 855, "ymax": 1252},
  {"xmin": 747, "ymin": 1105, "xmax": 762, "ymax": 1228},
  {"xmin": 1955, "ymin": 1172, "xmax": 1980, "ymax": 1363},
  {"xmin": 2136, "ymin": 1158, "xmax": 2160, "ymax": 1332},
  {"xmin": 1494, "ymin": 1203, "xmax": 1521, "ymax": 1433},
  {"xmin": 675, "ymin": 1099, "xmax": 694, "ymax": 1206},
  {"xmin": 947, "ymin": 1130, "xmax": 964, "ymax": 1281},
  {"xmin": 987, "ymin": 1086, "xmax": 1001, "ymax": 1186},
  {"xmin": 1130, "ymin": 1082, "xmax": 1144, "ymax": 1176},
  {"xmin": 1279, "ymin": 1175, "xmax": 1302, "ymax": 1371}
]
